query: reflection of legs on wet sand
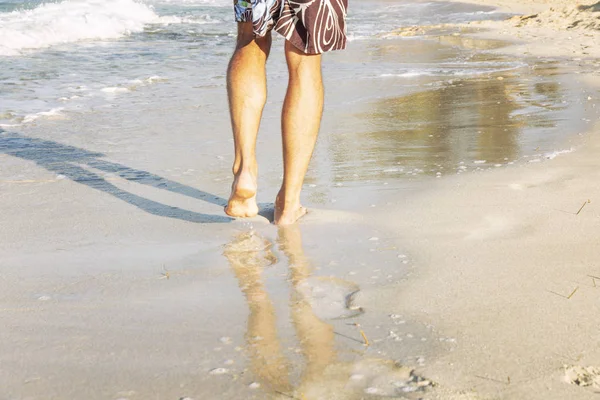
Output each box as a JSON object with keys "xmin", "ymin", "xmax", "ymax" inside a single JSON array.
[
  {"xmin": 225, "ymin": 228, "xmax": 432, "ymax": 398},
  {"xmin": 224, "ymin": 227, "xmax": 337, "ymax": 398},
  {"xmin": 278, "ymin": 225, "xmax": 337, "ymax": 395},
  {"xmin": 223, "ymin": 232, "xmax": 291, "ymax": 394}
]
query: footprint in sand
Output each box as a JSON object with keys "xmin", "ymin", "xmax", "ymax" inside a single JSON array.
[
  {"xmin": 564, "ymin": 365, "xmax": 600, "ymax": 392},
  {"xmin": 465, "ymin": 215, "xmax": 519, "ymax": 240},
  {"xmin": 508, "ymin": 170, "xmax": 572, "ymax": 191},
  {"xmin": 222, "ymin": 230, "xmax": 278, "ymax": 267}
]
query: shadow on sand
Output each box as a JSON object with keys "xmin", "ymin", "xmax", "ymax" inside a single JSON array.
[{"xmin": 0, "ymin": 130, "xmax": 233, "ymax": 223}]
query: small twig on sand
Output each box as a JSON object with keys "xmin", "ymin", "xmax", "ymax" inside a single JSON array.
[
  {"xmin": 576, "ymin": 200, "xmax": 591, "ymax": 215},
  {"xmin": 588, "ymin": 275, "xmax": 600, "ymax": 287},
  {"xmin": 360, "ymin": 329, "xmax": 370, "ymax": 347},
  {"xmin": 548, "ymin": 285, "xmax": 579, "ymax": 299},
  {"xmin": 352, "ymin": 323, "xmax": 369, "ymax": 346},
  {"xmin": 334, "ymin": 331, "xmax": 365, "ymax": 345}
]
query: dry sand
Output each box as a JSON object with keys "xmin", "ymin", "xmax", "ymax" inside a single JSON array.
[
  {"xmin": 480, "ymin": 0, "xmax": 600, "ymax": 58},
  {"xmin": 392, "ymin": 0, "xmax": 600, "ymax": 58}
]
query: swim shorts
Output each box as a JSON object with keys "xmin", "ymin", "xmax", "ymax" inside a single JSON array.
[{"xmin": 233, "ymin": 0, "xmax": 348, "ymax": 55}]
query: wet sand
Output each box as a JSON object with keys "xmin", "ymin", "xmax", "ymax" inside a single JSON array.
[{"xmin": 2, "ymin": 6, "xmax": 600, "ymax": 400}]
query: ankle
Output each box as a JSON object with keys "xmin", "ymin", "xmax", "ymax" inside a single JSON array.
[
  {"xmin": 232, "ymin": 162, "xmax": 257, "ymax": 177},
  {"xmin": 276, "ymin": 191, "xmax": 300, "ymax": 209}
]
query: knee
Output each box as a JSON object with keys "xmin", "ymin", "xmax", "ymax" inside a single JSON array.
[
  {"xmin": 235, "ymin": 22, "xmax": 255, "ymax": 48},
  {"xmin": 235, "ymin": 25, "xmax": 271, "ymax": 58},
  {"xmin": 254, "ymin": 34, "xmax": 272, "ymax": 56},
  {"xmin": 285, "ymin": 43, "xmax": 322, "ymax": 82}
]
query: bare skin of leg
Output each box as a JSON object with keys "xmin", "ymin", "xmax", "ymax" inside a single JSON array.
[
  {"xmin": 274, "ymin": 41, "xmax": 324, "ymax": 225},
  {"xmin": 225, "ymin": 23, "xmax": 272, "ymax": 218}
]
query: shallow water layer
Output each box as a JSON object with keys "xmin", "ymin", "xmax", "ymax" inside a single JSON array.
[{"xmin": 319, "ymin": 57, "xmax": 599, "ymax": 188}]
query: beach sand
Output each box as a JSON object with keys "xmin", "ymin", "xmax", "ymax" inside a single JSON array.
[
  {"xmin": 392, "ymin": 0, "xmax": 600, "ymax": 59},
  {"xmin": 378, "ymin": 1, "xmax": 600, "ymax": 398},
  {"xmin": 2, "ymin": 1, "xmax": 600, "ymax": 399}
]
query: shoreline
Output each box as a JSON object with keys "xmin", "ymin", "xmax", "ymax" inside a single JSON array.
[
  {"xmin": 451, "ymin": 0, "xmax": 600, "ymax": 58},
  {"xmin": 375, "ymin": 2, "xmax": 600, "ymax": 397},
  {"xmin": 390, "ymin": 0, "xmax": 600, "ymax": 59}
]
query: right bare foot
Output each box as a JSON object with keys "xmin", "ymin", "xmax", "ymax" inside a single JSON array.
[
  {"xmin": 274, "ymin": 193, "xmax": 307, "ymax": 225},
  {"xmin": 225, "ymin": 170, "xmax": 258, "ymax": 218}
]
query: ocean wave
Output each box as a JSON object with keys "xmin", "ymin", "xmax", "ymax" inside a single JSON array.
[
  {"xmin": 148, "ymin": 0, "xmax": 229, "ymax": 6},
  {"xmin": 157, "ymin": 13, "xmax": 221, "ymax": 24},
  {"xmin": 100, "ymin": 75, "xmax": 168, "ymax": 94},
  {"xmin": 378, "ymin": 62, "xmax": 526, "ymax": 79},
  {"xmin": 0, "ymin": 0, "xmax": 161, "ymax": 56}
]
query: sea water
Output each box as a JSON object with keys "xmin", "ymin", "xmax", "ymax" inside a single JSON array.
[
  {"xmin": 0, "ymin": 0, "xmax": 511, "ymax": 126},
  {"xmin": 1, "ymin": 0, "xmax": 598, "ymax": 193}
]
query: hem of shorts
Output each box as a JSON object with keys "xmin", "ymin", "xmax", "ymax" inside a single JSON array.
[
  {"xmin": 232, "ymin": 20, "xmax": 347, "ymax": 55},
  {"xmin": 276, "ymin": 31, "xmax": 347, "ymax": 55}
]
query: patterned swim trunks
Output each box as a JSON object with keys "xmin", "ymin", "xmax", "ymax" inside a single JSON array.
[{"xmin": 234, "ymin": 0, "xmax": 348, "ymax": 55}]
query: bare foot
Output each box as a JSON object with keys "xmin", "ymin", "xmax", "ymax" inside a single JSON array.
[
  {"xmin": 225, "ymin": 170, "xmax": 258, "ymax": 218},
  {"xmin": 274, "ymin": 193, "xmax": 307, "ymax": 225}
]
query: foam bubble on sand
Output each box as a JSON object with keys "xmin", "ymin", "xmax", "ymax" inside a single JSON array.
[{"xmin": 0, "ymin": 0, "xmax": 161, "ymax": 56}]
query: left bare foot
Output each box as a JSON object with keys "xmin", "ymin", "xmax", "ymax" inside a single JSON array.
[{"xmin": 225, "ymin": 169, "xmax": 258, "ymax": 218}]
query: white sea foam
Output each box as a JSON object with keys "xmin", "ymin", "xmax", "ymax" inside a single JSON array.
[
  {"xmin": 157, "ymin": 14, "xmax": 221, "ymax": 24},
  {"xmin": 378, "ymin": 61, "xmax": 527, "ymax": 79},
  {"xmin": 0, "ymin": 0, "xmax": 162, "ymax": 56},
  {"xmin": 380, "ymin": 72, "xmax": 424, "ymax": 78},
  {"xmin": 544, "ymin": 148, "xmax": 574, "ymax": 160},
  {"xmin": 100, "ymin": 75, "xmax": 167, "ymax": 94},
  {"xmin": 101, "ymin": 87, "xmax": 131, "ymax": 94},
  {"xmin": 22, "ymin": 108, "xmax": 65, "ymax": 124}
]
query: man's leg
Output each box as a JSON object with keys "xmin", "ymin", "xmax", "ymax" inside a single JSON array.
[
  {"xmin": 274, "ymin": 41, "xmax": 324, "ymax": 225},
  {"xmin": 225, "ymin": 23, "xmax": 272, "ymax": 218}
]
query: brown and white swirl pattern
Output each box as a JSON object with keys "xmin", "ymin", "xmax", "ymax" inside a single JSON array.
[
  {"xmin": 234, "ymin": 0, "xmax": 348, "ymax": 55},
  {"xmin": 276, "ymin": 0, "xmax": 347, "ymax": 54}
]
